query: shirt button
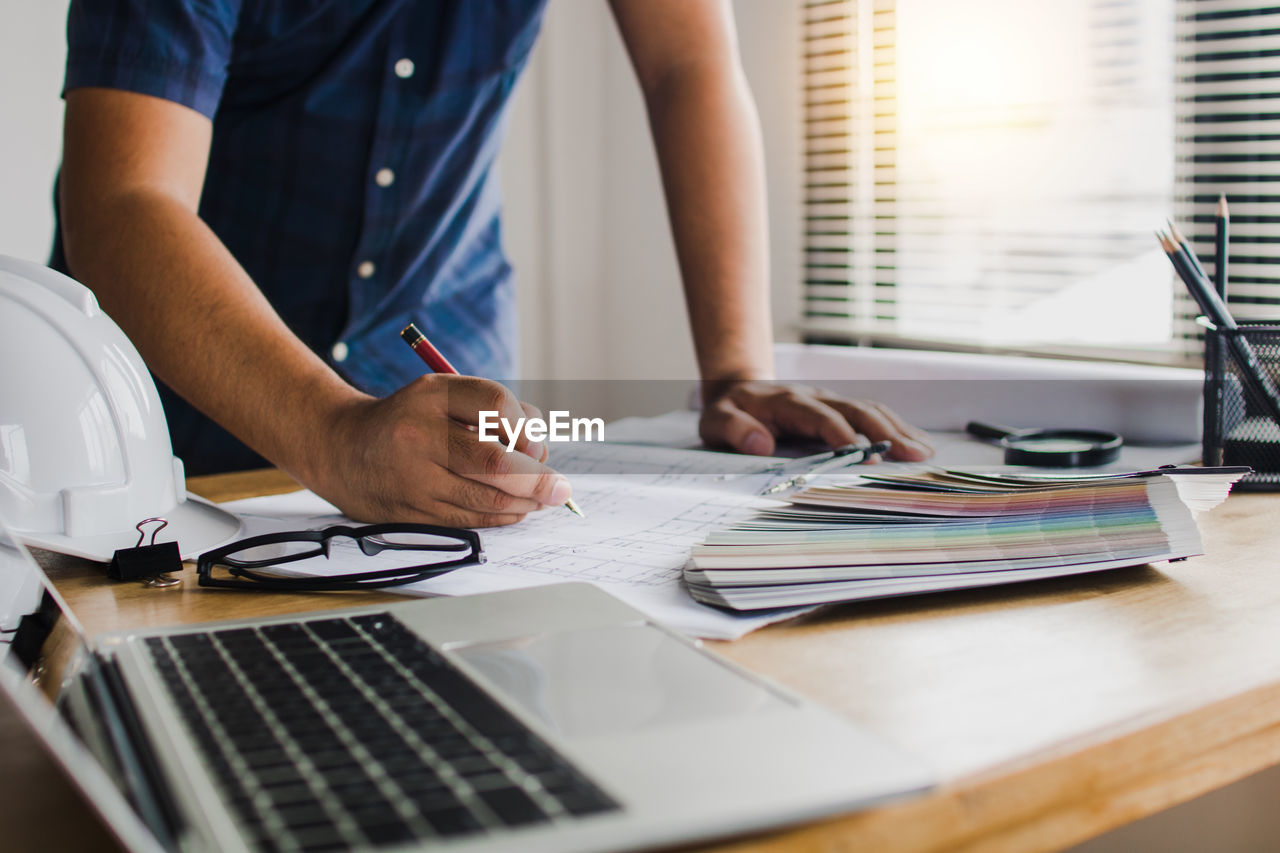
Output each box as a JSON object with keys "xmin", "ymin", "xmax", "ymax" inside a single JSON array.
[
  {"xmin": 356, "ymin": 260, "xmax": 375, "ymax": 279},
  {"xmin": 332, "ymin": 342, "xmax": 349, "ymax": 363},
  {"xmin": 375, "ymin": 168, "xmax": 395, "ymax": 187},
  {"xmin": 394, "ymin": 58, "xmax": 415, "ymax": 79}
]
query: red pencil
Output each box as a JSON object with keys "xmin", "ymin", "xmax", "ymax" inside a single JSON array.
[
  {"xmin": 399, "ymin": 323, "xmax": 584, "ymax": 518},
  {"xmin": 400, "ymin": 322, "xmax": 458, "ymax": 374}
]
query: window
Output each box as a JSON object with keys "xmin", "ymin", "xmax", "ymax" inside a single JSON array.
[{"xmin": 802, "ymin": 0, "xmax": 1280, "ymax": 363}]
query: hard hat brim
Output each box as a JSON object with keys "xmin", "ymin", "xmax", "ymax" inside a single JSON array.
[{"xmin": 20, "ymin": 494, "xmax": 242, "ymax": 563}]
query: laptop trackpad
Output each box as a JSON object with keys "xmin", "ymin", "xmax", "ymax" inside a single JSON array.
[{"xmin": 451, "ymin": 624, "xmax": 787, "ymax": 739}]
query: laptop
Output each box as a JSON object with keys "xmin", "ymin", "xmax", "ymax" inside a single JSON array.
[{"xmin": 0, "ymin": 521, "xmax": 933, "ymax": 853}]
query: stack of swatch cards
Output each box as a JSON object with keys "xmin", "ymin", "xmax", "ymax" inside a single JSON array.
[{"xmin": 684, "ymin": 466, "xmax": 1249, "ymax": 611}]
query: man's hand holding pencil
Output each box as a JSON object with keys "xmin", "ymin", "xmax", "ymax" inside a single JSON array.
[{"xmin": 318, "ymin": 372, "xmax": 573, "ymax": 529}]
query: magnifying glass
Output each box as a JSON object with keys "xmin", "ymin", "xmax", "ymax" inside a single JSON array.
[{"xmin": 965, "ymin": 421, "xmax": 1123, "ymax": 467}]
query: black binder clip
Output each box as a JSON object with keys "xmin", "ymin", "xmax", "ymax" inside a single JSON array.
[{"xmin": 108, "ymin": 518, "xmax": 183, "ymax": 588}]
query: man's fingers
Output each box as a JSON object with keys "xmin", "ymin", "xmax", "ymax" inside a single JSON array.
[
  {"xmin": 441, "ymin": 376, "xmax": 543, "ymax": 458},
  {"xmin": 430, "ymin": 498, "xmax": 530, "ymax": 529},
  {"xmin": 824, "ymin": 397, "xmax": 933, "ymax": 461},
  {"xmin": 386, "ymin": 461, "xmax": 542, "ymax": 526},
  {"xmin": 443, "ymin": 471, "xmax": 545, "ymax": 516},
  {"xmin": 865, "ymin": 400, "xmax": 934, "ymax": 459},
  {"xmin": 700, "ymin": 397, "xmax": 776, "ymax": 455},
  {"xmin": 520, "ymin": 400, "xmax": 548, "ymax": 461},
  {"xmin": 446, "ymin": 421, "xmax": 573, "ymax": 506},
  {"xmin": 807, "ymin": 396, "xmax": 897, "ymax": 447},
  {"xmin": 743, "ymin": 392, "xmax": 861, "ymax": 451},
  {"xmin": 858, "ymin": 398, "xmax": 929, "ymax": 443}
]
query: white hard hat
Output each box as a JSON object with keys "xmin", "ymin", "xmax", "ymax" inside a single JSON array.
[{"xmin": 0, "ymin": 256, "xmax": 240, "ymax": 561}]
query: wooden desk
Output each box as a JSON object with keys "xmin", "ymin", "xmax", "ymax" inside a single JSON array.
[{"xmin": 4, "ymin": 469, "xmax": 1280, "ymax": 852}]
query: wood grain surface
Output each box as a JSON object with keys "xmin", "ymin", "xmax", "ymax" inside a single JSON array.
[{"xmin": 3, "ymin": 468, "xmax": 1278, "ymax": 852}]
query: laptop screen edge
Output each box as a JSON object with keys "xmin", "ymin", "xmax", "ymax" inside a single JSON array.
[{"xmin": 0, "ymin": 524, "xmax": 169, "ymax": 853}]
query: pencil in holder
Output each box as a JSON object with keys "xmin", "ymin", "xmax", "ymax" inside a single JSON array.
[{"xmin": 1202, "ymin": 323, "xmax": 1280, "ymax": 490}]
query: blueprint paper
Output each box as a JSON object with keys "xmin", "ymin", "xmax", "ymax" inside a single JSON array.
[{"xmin": 218, "ymin": 447, "xmax": 810, "ymax": 640}]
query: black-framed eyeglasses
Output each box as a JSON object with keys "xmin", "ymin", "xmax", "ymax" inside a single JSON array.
[{"xmin": 196, "ymin": 523, "xmax": 483, "ymax": 591}]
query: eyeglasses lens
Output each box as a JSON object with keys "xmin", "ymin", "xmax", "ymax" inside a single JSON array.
[
  {"xmin": 225, "ymin": 540, "xmax": 325, "ymax": 564},
  {"xmin": 365, "ymin": 531, "xmax": 470, "ymax": 550}
]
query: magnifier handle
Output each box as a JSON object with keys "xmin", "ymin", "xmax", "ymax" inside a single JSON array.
[{"xmin": 965, "ymin": 421, "xmax": 1025, "ymax": 441}]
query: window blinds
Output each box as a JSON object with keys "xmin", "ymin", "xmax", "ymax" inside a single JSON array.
[
  {"xmin": 802, "ymin": 0, "xmax": 1280, "ymax": 360},
  {"xmin": 802, "ymin": 0, "xmax": 893, "ymax": 338},
  {"xmin": 1175, "ymin": 2, "xmax": 1280, "ymax": 348}
]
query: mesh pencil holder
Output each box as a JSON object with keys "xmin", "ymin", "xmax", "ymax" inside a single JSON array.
[{"xmin": 1202, "ymin": 322, "xmax": 1280, "ymax": 490}]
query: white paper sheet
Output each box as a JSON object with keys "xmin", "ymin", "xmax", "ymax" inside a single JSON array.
[
  {"xmin": 213, "ymin": 422, "xmax": 1202, "ymax": 641},
  {"xmin": 219, "ymin": 446, "xmax": 809, "ymax": 640}
]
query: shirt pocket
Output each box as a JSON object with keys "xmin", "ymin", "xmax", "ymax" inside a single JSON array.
[{"xmin": 407, "ymin": 0, "xmax": 546, "ymax": 89}]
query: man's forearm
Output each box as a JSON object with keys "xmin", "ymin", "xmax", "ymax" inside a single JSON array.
[
  {"xmin": 57, "ymin": 88, "xmax": 577, "ymax": 525},
  {"xmin": 644, "ymin": 62, "xmax": 775, "ymax": 392},
  {"xmin": 60, "ymin": 188, "xmax": 365, "ymax": 484}
]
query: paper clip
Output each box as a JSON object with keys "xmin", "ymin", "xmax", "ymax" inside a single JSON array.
[
  {"xmin": 108, "ymin": 517, "xmax": 183, "ymax": 587},
  {"xmin": 136, "ymin": 517, "xmax": 166, "ymax": 544}
]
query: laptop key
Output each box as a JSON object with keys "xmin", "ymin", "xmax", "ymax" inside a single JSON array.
[
  {"xmin": 466, "ymin": 772, "xmax": 517, "ymax": 792},
  {"xmin": 241, "ymin": 747, "xmax": 291, "ymax": 769},
  {"xmin": 304, "ymin": 618, "xmax": 360, "ymax": 639},
  {"xmin": 254, "ymin": 765, "xmax": 306, "ymax": 787},
  {"xmin": 275, "ymin": 802, "xmax": 333, "ymax": 829},
  {"xmin": 244, "ymin": 833, "xmax": 281, "ymax": 853},
  {"xmin": 228, "ymin": 730, "xmax": 280, "ymax": 749},
  {"xmin": 450, "ymin": 755, "xmax": 499, "ymax": 776},
  {"xmin": 309, "ymin": 749, "xmax": 358, "ymax": 770},
  {"xmin": 262, "ymin": 623, "xmax": 309, "ymax": 640},
  {"xmin": 557, "ymin": 788, "xmax": 619, "ymax": 817},
  {"xmin": 265, "ymin": 783, "xmax": 318, "ymax": 806},
  {"xmin": 410, "ymin": 788, "xmax": 464, "ymax": 811},
  {"xmin": 348, "ymin": 801, "xmax": 401, "ymax": 828},
  {"xmin": 512, "ymin": 749, "xmax": 558, "ymax": 774},
  {"xmin": 397, "ymin": 773, "xmax": 454, "ymax": 796},
  {"xmin": 329, "ymin": 782, "xmax": 378, "ymax": 806},
  {"xmin": 361, "ymin": 819, "xmax": 416, "ymax": 846},
  {"xmin": 424, "ymin": 806, "xmax": 483, "ymax": 836},
  {"xmin": 288, "ymin": 825, "xmax": 349, "ymax": 850},
  {"xmin": 478, "ymin": 786, "xmax": 547, "ymax": 826},
  {"xmin": 215, "ymin": 628, "xmax": 261, "ymax": 645},
  {"xmin": 350, "ymin": 613, "xmax": 394, "ymax": 633},
  {"xmin": 431, "ymin": 738, "xmax": 484, "ymax": 760}
]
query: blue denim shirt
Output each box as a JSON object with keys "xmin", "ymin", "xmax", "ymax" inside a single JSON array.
[{"xmin": 53, "ymin": 0, "xmax": 547, "ymax": 473}]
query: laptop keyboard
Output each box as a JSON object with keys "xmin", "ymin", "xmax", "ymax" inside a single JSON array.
[{"xmin": 145, "ymin": 613, "xmax": 618, "ymax": 852}]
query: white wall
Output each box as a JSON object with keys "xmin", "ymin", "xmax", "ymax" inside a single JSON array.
[
  {"xmin": 0, "ymin": 1, "xmax": 69, "ymax": 263},
  {"xmin": 502, "ymin": 0, "xmax": 802, "ymax": 383}
]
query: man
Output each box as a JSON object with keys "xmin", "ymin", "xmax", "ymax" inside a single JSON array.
[{"xmin": 55, "ymin": 0, "xmax": 933, "ymax": 529}]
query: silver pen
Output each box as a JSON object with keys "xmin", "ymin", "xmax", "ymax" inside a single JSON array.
[{"xmin": 762, "ymin": 441, "xmax": 893, "ymax": 495}]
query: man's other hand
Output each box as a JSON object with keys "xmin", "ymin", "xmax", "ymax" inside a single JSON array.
[{"xmin": 699, "ymin": 381, "xmax": 934, "ymax": 462}]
